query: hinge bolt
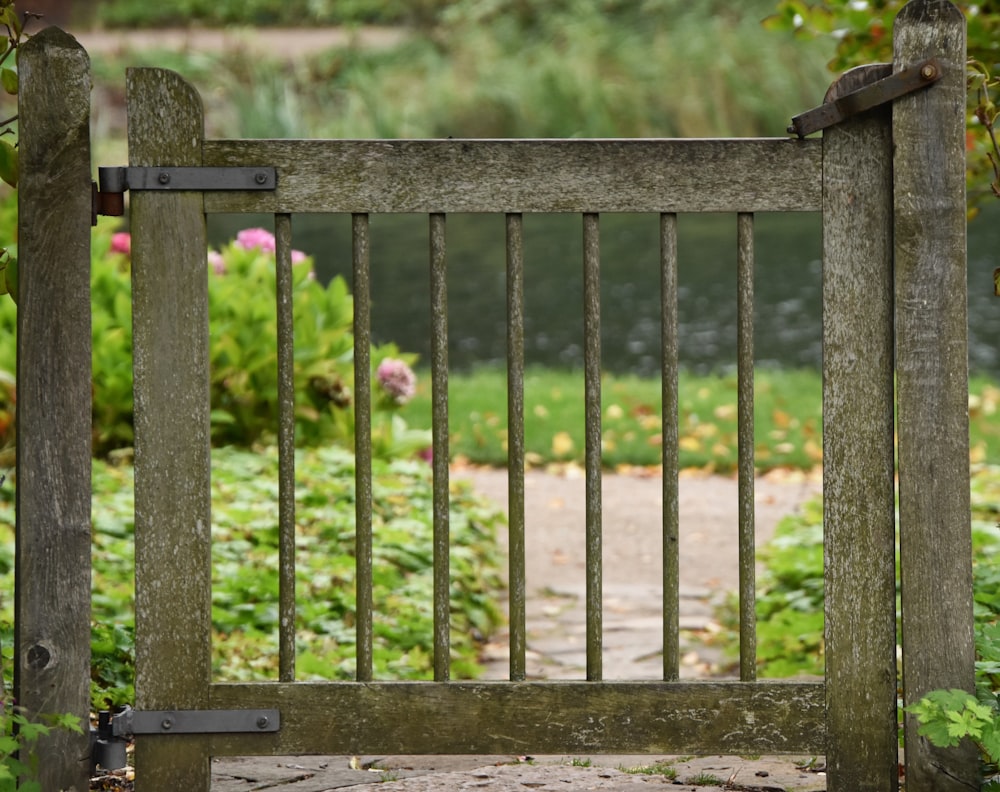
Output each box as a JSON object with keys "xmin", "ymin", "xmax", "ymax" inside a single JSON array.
[
  {"xmin": 256, "ymin": 715, "xmax": 269, "ymax": 729},
  {"xmin": 161, "ymin": 718, "xmax": 173, "ymax": 731},
  {"xmin": 254, "ymin": 172, "xmax": 268, "ymax": 185},
  {"xmin": 920, "ymin": 63, "xmax": 938, "ymax": 80},
  {"xmin": 157, "ymin": 171, "xmax": 171, "ymax": 185}
]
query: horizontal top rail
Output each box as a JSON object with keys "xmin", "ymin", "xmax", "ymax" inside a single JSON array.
[{"xmin": 201, "ymin": 137, "xmax": 822, "ymax": 214}]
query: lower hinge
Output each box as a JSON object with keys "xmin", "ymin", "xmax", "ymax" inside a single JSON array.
[{"xmin": 91, "ymin": 705, "xmax": 280, "ymax": 773}]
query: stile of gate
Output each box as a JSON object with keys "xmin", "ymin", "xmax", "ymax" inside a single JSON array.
[{"xmin": 116, "ymin": 2, "xmax": 971, "ymax": 790}]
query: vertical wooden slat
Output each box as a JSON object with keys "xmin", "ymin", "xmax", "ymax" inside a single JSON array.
[
  {"xmin": 274, "ymin": 213, "xmax": 296, "ymax": 683},
  {"xmin": 430, "ymin": 213, "xmax": 451, "ymax": 681},
  {"xmin": 582, "ymin": 213, "xmax": 602, "ymax": 681},
  {"xmin": 822, "ymin": 63, "xmax": 898, "ymax": 792},
  {"xmin": 506, "ymin": 214, "xmax": 527, "ymax": 681},
  {"xmin": 14, "ymin": 27, "xmax": 92, "ymax": 790},
  {"xmin": 660, "ymin": 213, "xmax": 680, "ymax": 682},
  {"xmin": 127, "ymin": 67, "xmax": 212, "ymax": 788},
  {"xmin": 353, "ymin": 213, "xmax": 374, "ymax": 682},
  {"xmin": 736, "ymin": 212, "xmax": 756, "ymax": 683},
  {"xmin": 893, "ymin": 3, "xmax": 977, "ymax": 790}
]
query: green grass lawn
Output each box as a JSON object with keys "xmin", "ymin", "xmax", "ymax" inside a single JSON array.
[{"xmin": 398, "ymin": 367, "xmax": 1000, "ymax": 472}]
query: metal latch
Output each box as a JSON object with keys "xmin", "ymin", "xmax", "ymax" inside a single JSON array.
[
  {"xmin": 93, "ymin": 165, "xmax": 277, "ymax": 222},
  {"xmin": 788, "ymin": 57, "xmax": 942, "ymax": 137}
]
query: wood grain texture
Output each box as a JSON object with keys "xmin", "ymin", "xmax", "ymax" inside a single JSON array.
[
  {"xmin": 127, "ymin": 67, "xmax": 213, "ymax": 788},
  {"xmin": 207, "ymin": 680, "xmax": 827, "ymax": 756},
  {"xmin": 892, "ymin": 3, "xmax": 978, "ymax": 790},
  {"xmin": 201, "ymin": 138, "xmax": 822, "ymax": 214},
  {"xmin": 822, "ymin": 65, "xmax": 898, "ymax": 792},
  {"xmin": 15, "ymin": 27, "xmax": 93, "ymax": 792}
]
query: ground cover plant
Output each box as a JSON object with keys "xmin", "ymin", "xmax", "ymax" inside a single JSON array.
[{"xmin": 0, "ymin": 445, "xmax": 507, "ymax": 708}]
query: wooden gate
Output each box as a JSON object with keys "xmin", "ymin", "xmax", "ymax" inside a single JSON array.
[{"xmin": 14, "ymin": 2, "xmax": 977, "ymax": 791}]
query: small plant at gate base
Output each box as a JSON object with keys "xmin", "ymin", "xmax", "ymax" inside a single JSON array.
[
  {"xmin": 0, "ymin": 703, "xmax": 83, "ymax": 791},
  {"xmin": 906, "ymin": 621, "xmax": 1000, "ymax": 789}
]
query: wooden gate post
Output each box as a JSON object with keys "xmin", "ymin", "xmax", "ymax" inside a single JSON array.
[
  {"xmin": 15, "ymin": 27, "xmax": 93, "ymax": 791},
  {"xmin": 127, "ymin": 67, "xmax": 213, "ymax": 788},
  {"xmin": 893, "ymin": 2, "xmax": 978, "ymax": 790},
  {"xmin": 822, "ymin": 64, "xmax": 899, "ymax": 792}
]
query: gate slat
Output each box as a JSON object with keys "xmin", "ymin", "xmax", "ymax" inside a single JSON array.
[
  {"xmin": 582, "ymin": 213, "xmax": 603, "ymax": 681},
  {"xmin": 127, "ymin": 66, "xmax": 213, "ymax": 786},
  {"xmin": 506, "ymin": 213, "xmax": 527, "ymax": 681},
  {"xmin": 429, "ymin": 213, "xmax": 451, "ymax": 681},
  {"xmin": 353, "ymin": 213, "xmax": 375, "ymax": 682},
  {"xmin": 202, "ymin": 138, "xmax": 823, "ymax": 214},
  {"xmin": 660, "ymin": 213, "xmax": 680, "ymax": 682},
  {"xmin": 274, "ymin": 213, "xmax": 297, "ymax": 682},
  {"xmin": 207, "ymin": 680, "xmax": 827, "ymax": 756},
  {"xmin": 736, "ymin": 213, "xmax": 756, "ymax": 682}
]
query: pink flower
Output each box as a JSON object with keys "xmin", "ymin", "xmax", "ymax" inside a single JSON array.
[
  {"xmin": 110, "ymin": 232, "xmax": 131, "ymax": 255},
  {"xmin": 236, "ymin": 228, "xmax": 309, "ymax": 263},
  {"xmin": 236, "ymin": 228, "xmax": 276, "ymax": 253},
  {"xmin": 207, "ymin": 250, "xmax": 227, "ymax": 275},
  {"xmin": 377, "ymin": 358, "xmax": 417, "ymax": 404}
]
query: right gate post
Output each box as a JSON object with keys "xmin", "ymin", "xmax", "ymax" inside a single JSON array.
[{"xmin": 893, "ymin": 1, "xmax": 978, "ymax": 790}]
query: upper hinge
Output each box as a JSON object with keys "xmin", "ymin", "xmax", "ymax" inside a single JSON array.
[
  {"xmin": 788, "ymin": 57, "xmax": 942, "ymax": 138},
  {"xmin": 92, "ymin": 165, "xmax": 277, "ymax": 223}
]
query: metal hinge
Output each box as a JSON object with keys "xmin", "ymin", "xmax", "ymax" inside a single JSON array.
[
  {"xmin": 788, "ymin": 57, "xmax": 942, "ymax": 137},
  {"xmin": 91, "ymin": 705, "xmax": 279, "ymax": 773},
  {"xmin": 92, "ymin": 165, "xmax": 277, "ymax": 223}
]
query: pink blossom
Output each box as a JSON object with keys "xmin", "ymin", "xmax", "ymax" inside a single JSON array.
[
  {"xmin": 377, "ymin": 358, "xmax": 417, "ymax": 404},
  {"xmin": 236, "ymin": 227, "xmax": 277, "ymax": 253},
  {"xmin": 236, "ymin": 228, "xmax": 309, "ymax": 263},
  {"xmin": 207, "ymin": 250, "xmax": 227, "ymax": 275},
  {"xmin": 110, "ymin": 232, "xmax": 131, "ymax": 255}
]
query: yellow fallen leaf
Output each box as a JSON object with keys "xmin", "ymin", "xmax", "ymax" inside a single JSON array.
[
  {"xmin": 713, "ymin": 404, "xmax": 737, "ymax": 421},
  {"xmin": 805, "ymin": 439, "xmax": 823, "ymax": 462},
  {"xmin": 534, "ymin": 404, "xmax": 549, "ymax": 418},
  {"xmin": 606, "ymin": 403, "xmax": 625, "ymax": 420},
  {"xmin": 552, "ymin": 431, "xmax": 574, "ymax": 456},
  {"xmin": 679, "ymin": 436, "xmax": 701, "ymax": 452}
]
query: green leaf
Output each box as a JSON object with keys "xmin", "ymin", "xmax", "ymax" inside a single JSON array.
[
  {"xmin": 3, "ymin": 256, "xmax": 16, "ymax": 304},
  {"xmin": 0, "ymin": 140, "xmax": 16, "ymax": 189},
  {"xmin": 0, "ymin": 68, "xmax": 15, "ymax": 96}
]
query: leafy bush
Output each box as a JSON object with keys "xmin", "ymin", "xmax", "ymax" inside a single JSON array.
[
  {"xmin": 0, "ymin": 202, "xmax": 428, "ymax": 458},
  {"xmin": 0, "ymin": 445, "xmax": 506, "ymax": 708},
  {"xmin": 0, "ymin": 706, "xmax": 83, "ymax": 791},
  {"xmin": 716, "ymin": 465, "xmax": 1000, "ymax": 679}
]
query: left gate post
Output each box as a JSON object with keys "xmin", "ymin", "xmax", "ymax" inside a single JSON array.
[{"xmin": 15, "ymin": 27, "xmax": 93, "ymax": 791}]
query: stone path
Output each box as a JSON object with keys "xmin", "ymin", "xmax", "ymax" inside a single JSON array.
[{"xmin": 209, "ymin": 468, "xmax": 828, "ymax": 791}]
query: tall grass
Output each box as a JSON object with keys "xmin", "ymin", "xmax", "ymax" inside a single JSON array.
[{"xmin": 89, "ymin": 1, "xmax": 835, "ymax": 141}]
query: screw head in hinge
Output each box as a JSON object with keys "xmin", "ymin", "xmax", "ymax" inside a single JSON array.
[
  {"xmin": 920, "ymin": 63, "xmax": 938, "ymax": 80},
  {"xmin": 254, "ymin": 172, "xmax": 268, "ymax": 185},
  {"xmin": 160, "ymin": 718, "xmax": 173, "ymax": 731},
  {"xmin": 157, "ymin": 171, "xmax": 171, "ymax": 185},
  {"xmin": 256, "ymin": 715, "xmax": 269, "ymax": 729}
]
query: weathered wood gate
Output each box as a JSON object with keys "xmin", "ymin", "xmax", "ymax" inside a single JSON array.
[{"xmin": 15, "ymin": 1, "xmax": 978, "ymax": 790}]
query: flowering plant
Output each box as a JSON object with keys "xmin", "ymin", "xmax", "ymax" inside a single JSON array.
[{"xmin": 0, "ymin": 211, "xmax": 429, "ymax": 459}]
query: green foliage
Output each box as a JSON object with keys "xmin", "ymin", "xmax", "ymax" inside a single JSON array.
[
  {"xmin": 0, "ymin": 205, "xmax": 429, "ymax": 457},
  {"xmin": 766, "ymin": 0, "xmax": 1000, "ymax": 207},
  {"xmin": 715, "ymin": 465, "xmax": 1000, "ymax": 681},
  {"xmin": 0, "ymin": 706, "xmax": 83, "ymax": 792},
  {"xmin": 0, "ymin": 444, "xmax": 507, "ymax": 705},
  {"xmin": 88, "ymin": 1, "xmax": 831, "ymax": 141}
]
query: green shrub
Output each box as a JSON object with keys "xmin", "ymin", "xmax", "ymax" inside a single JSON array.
[{"xmin": 0, "ymin": 200, "xmax": 428, "ymax": 458}]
